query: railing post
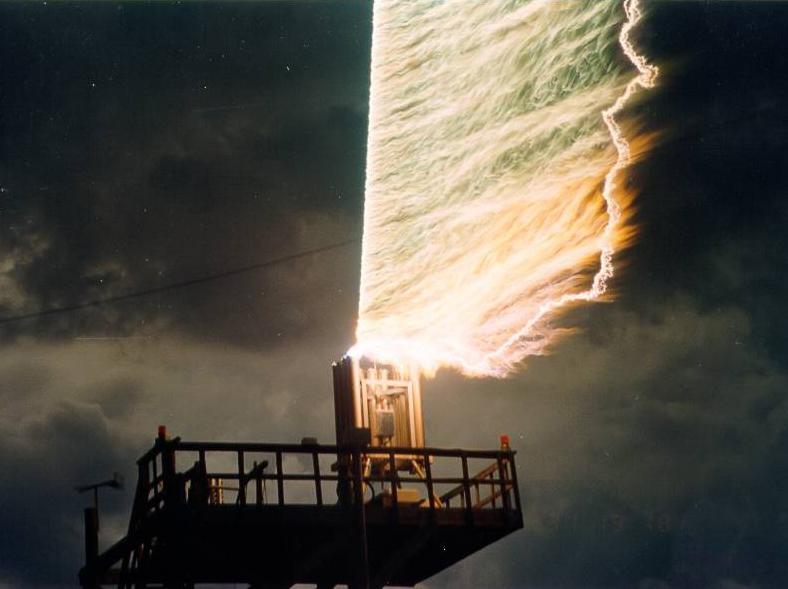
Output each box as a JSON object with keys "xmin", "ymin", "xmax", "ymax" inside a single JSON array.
[
  {"xmin": 498, "ymin": 458, "xmax": 512, "ymax": 511},
  {"xmin": 237, "ymin": 451, "xmax": 246, "ymax": 506},
  {"xmin": 461, "ymin": 452, "xmax": 473, "ymax": 525},
  {"xmin": 312, "ymin": 451, "xmax": 323, "ymax": 506},
  {"xmin": 159, "ymin": 438, "xmax": 178, "ymax": 509},
  {"xmin": 275, "ymin": 451, "xmax": 284, "ymax": 506},
  {"xmin": 424, "ymin": 450, "xmax": 436, "ymax": 517},
  {"xmin": 151, "ymin": 456, "xmax": 159, "ymax": 509},
  {"xmin": 254, "ymin": 461, "xmax": 263, "ymax": 505},
  {"xmin": 388, "ymin": 450, "xmax": 398, "ymax": 523},
  {"xmin": 136, "ymin": 461, "xmax": 151, "ymax": 518},
  {"xmin": 509, "ymin": 450, "xmax": 522, "ymax": 515},
  {"xmin": 497, "ymin": 455, "xmax": 511, "ymax": 517}
]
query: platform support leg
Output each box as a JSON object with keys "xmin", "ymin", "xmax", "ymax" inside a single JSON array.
[
  {"xmin": 350, "ymin": 445, "xmax": 370, "ymax": 589},
  {"xmin": 81, "ymin": 507, "xmax": 99, "ymax": 588}
]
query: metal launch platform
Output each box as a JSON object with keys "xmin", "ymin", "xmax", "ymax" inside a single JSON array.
[{"xmin": 79, "ymin": 358, "xmax": 523, "ymax": 588}]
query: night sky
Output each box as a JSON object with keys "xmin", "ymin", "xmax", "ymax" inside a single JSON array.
[{"xmin": 1, "ymin": 2, "xmax": 788, "ymax": 588}]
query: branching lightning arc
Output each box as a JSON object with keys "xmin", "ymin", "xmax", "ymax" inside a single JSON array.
[{"xmin": 351, "ymin": 0, "xmax": 658, "ymax": 377}]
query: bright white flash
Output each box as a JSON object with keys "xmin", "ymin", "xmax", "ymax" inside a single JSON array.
[{"xmin": 352, "ymin": 0, "xmax": 658, "ymax": 377}]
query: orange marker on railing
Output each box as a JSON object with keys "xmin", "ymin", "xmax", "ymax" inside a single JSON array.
[{"xmin": 499, "ymin": 435, "xmax": 510, "ymax": 451}]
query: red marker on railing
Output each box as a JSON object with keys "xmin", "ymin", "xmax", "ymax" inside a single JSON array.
[
  {"xmin": 500, "ymin": 434, "xmax": 510, "ymax": 451},
  {"xmin": 158, "ymin": 425, "xmax": 167, "ymax": 440}
]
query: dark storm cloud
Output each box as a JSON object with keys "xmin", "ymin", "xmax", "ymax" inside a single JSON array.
[
  {"xmin": 425, "ymin": 298, "xmax": 788, "ymax": 588},
  {"xmin": 0, "ymin": 2, "xmax": 370, "ymax": 346},
  {"xmin": 627, "ymin": 1, "xmax": 788, "ymax": 324}
]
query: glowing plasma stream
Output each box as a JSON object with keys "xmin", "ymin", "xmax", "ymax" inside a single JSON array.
[{"xmin": 351, "ymin": 0, "xmax": 658, "ymax": 377}]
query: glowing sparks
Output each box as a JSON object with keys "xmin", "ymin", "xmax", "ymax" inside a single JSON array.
[
  {"xmin": 352, "ymin": 0, "xmax": 658, "ymax": 377},
  {"xmin": 598, "ymin": 0, "xmax": 659, "ymax": 295}
]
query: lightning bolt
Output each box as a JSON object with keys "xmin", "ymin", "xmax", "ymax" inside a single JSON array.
[{"xmin": 353, "ymin": 0, "xmax": 659, "ymax": 378}]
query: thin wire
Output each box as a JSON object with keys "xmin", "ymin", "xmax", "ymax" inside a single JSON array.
[{"xmin": 0, "ymin": 237, "xmax": 359, "ymax": 325}]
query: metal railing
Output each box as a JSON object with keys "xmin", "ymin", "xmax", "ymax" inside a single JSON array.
[{"xmin": 133, "ymin": 438, "xmax": 521, "ymax": 525}]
